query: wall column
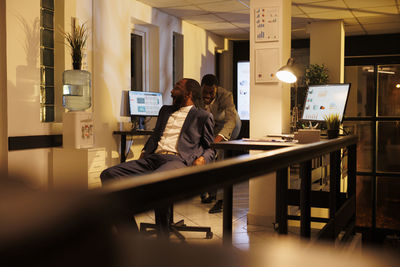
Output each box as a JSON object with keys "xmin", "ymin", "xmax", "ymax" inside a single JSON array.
[
  {"xmin": 0, "ymin": 0, "xmax": 7, "ymax": 174},
  {"xmin": 308, "ymin": 20, "xmax": 345, "ymax": 83},
  {"xmin": 248, "ymin": 0, "xmax": 291, "ymax": 226}
]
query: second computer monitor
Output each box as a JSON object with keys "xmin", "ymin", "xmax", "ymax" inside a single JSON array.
[{"xmin": 301, "ymin": 83, "xmax": 351, "ymax": 123}]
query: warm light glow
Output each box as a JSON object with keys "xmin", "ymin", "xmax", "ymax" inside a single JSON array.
[
  {"xmin": 276, "ymin": 70, "xmax": 297, "ymax": 83},
  {"xmin": 396, "ymin": 84, "xmax": 400, "ymax": 88}
]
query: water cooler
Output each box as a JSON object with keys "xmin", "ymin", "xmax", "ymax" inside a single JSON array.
[{"xmin": 62, "ymin": 69, "xmax": 93, "ymax": 149}]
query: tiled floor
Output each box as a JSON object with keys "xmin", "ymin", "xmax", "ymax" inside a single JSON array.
[{"xmin": 135, "ymin": 181, "xmax": 284, "ymax": 250}]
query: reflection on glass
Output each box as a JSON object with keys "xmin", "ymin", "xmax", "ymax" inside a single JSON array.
[
  {"xmin": 356, "ymin": 176, "xmax": 372, "ymax": 228},
  {"xmin": 40, "ymin": 105, "xmax": 54, "ymax": 122},
  {"xmin": 377, "ymin": 121, "xmax": 400, "ymax": 172},
  {"xmin": 41, "ymin": 9, "xmax": 53, "ymax": 28},
  {"xmin": 42, "ymin": 0, "xmax": 54, "ymax": 10},
  {"xmin": 377, "ymin": 177, "xmax": 400, "ymax": 230},
  {"xmin": 343, "ymin": 121, "xmax": 373, "ymax": 172},
  {"xmin": 41, "ymin": 48, "xmax": 54, "ymax": 67},
  {"xmin": 40, "ymin": 29, "xmax": 54, "ymax": 48},
  {"xmin": 344, "ymin": 66, "xmax": 375, "ymax": 117},
  {"xmin": 378, "ymin": 64, "xmax": 400, "ymax": 116}
]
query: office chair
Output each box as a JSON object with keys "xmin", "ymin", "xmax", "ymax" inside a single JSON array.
[{"xmin": 140, "ymin": 205, "xmax": 213, "ymax": 240}]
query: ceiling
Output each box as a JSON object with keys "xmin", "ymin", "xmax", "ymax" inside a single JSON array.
[{"xmin": 138, "ymin": 0, "xmax": 400, "ymax": 40}]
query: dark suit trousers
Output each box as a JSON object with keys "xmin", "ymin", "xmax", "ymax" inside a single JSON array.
[
  {"xmin": 100, "ymin": 154, "xmax": 187, "ymax": 229},
  {"xmin": 100, "ymin": 153, "xmax": 186, "ymax": 182}
]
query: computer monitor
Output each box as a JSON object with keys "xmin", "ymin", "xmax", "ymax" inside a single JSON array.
[
  {"xmin": 301, "ymin": 83, "xmax": 351, "ymax": 123},
  {"xmin": 129, "ymin": 91, "xmax": 163, "ymax": 129},
  {"xmin": 237, "ymin": 61, "xmax": 250, "ymax": 120}
]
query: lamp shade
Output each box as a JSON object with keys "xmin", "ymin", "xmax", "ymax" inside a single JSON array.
[{"xmin": 276, "ymin": 58, "xmax": 298, "ymax": 83}]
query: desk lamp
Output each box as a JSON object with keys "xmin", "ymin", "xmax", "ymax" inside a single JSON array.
[{"xmin": 276, "ymin": 58, "xmax": 300, "ymax": 133}]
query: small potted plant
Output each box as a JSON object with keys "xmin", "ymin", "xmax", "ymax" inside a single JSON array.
[
  {"xmin": 305, "ymin": 64, "xmax": 329, "ymax": 86},
  {"xmin": 324, "ymin": 113, "xmax": 341, "ymax": 139}
]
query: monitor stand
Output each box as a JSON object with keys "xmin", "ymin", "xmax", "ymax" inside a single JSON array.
[{"xmin": 131, "ymin": 116, "xmax": 146, "ymax": 131}]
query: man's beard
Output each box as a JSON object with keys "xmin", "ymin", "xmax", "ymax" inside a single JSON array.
[{"xmin": 172, "ymin": 94, "xmax": 184, "ymax": 110}]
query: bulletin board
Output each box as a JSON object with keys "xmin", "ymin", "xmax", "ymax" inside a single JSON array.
[
  {"xmin": 255, "ymin": 7, "xmax": 279, "ymax": 42},
  {"xmin": 255, "ymin": 48, "xmax": 279, "ymax": 83}
]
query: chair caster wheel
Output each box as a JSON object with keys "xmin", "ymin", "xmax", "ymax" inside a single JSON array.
[{"xmin": 206, "ymin": 231, "xmax": 213, "ymax": 239}]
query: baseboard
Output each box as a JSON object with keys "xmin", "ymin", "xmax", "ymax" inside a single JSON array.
[{"xmin": 247, "ymin": 213, "xmax": 275, "ymax": 227}]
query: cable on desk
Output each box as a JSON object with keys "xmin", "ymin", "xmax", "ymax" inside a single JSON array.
[{"xmin": 124, "ymin": 138, "xmax": 134, "ymax": 159}]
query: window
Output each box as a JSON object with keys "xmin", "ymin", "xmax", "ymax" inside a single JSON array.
[
  {"xmin": 344, "ymin": 63, "xmax": 400, "ymax": 231},
  {"xmin": 40, "ymin": 0, "xmax": 55, "ymax": 122},
  {"xmin": 173, "ymin": 32, "xmax": 183, "ymax": 86},
  {"xmin": 131, "ymin": 32, "xmax": 144, "ymax": 91}
]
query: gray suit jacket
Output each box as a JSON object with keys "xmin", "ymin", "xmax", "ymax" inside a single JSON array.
[
  {"xmin": 143, "ymin": 105, "xmax": 216, "ymax": 165},
  {"xmin": 204, "ymin": 86, "xmax": 238, "ymax": 140}
]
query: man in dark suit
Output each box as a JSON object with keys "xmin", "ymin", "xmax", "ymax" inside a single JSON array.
[{"xmin": 100, "ymin": 78, "xmax": 215, "ymax": 182}]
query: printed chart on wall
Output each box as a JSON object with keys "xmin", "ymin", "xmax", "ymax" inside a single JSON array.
[
  {"xmin": 255, "ymin": 48, "xmax": 279, "ymax": 83},
  {"xmin": 237, "ymin": 61, "xmax": 250, "ymax": 120},
  {"xmin": 255, "ymin": 7, "xmax": 279, "ymax": 42}
]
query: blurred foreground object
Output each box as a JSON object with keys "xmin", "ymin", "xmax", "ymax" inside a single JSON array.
[{"xmin": 0, "ymin": 172, "xmax": 398, "ymax": 267}]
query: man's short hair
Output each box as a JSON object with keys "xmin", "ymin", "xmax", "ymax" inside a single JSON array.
[
  {"xmin": 183, "ymin": 78, "xmax": 201, "ymax": 107},
  {"xmin": 201, "ymin": 74, "xmax": 219, "ymax": 87},
  {"xmin": 184, "ymin": 78, "xmax": 201, "ymax": 95}
]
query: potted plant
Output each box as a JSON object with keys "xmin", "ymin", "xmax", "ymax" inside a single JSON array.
[
  {"xmin": 61, "ymin": 21, "xmax": 91, "ymax": 111},
  {"xmin": 324, "ymin": 113, "xmax": 341, "ymax": 139},
  {"xmin": 62, "ymin": 22, "xmax": 88, "ymax": 70},
  {"xmin": 305, "ymin": 64, "xmax": 329, "ymax": 86}
]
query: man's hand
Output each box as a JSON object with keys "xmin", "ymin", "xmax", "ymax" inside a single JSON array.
[
  {"xmin": 214, "ymin": 135, "xmax": 224, "ymax": 143},
  {"xmin": 193, "ymin": 156, "xmax": 206, "ymax": 166}
]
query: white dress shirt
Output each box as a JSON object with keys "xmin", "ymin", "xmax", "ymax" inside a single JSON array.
[{"xmin": 155, "ymin": 105, "xmax": 193, "ymax": 154}]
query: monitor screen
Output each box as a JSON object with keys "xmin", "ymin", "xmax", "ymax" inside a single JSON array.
[
  {"xmin": 301, "ymin": 83, "xmax": 351, "ymax": 122},
  {"xmin": 237, "ymin": 61, "xmax": 250, "ymax": 120},
  {"xmin": 129, "ymin": 91, "xmax": 163, "ymax": 117}
]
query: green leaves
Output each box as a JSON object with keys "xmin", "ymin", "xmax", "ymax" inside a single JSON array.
[
  {"xmin": 305, "ymin": 64, "xmax": 329, "ymax": 86},
  {"xmin": 324, "ymin": 113, "xmax": 341, "ymax": 130},
  {"xmin": 61, "ymin": 22, "xmax": 88, "ymax": 68}
]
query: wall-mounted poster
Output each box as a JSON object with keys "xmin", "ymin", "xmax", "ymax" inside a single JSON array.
[
  {"xmin": 255, "ymin": 7, "xmax": 279, "ymax": 42},
  {"xmin": 255, "ymin": 48, "xmax": 279, "ymax": 83}
]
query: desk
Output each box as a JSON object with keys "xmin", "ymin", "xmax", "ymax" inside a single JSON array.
[
  {"xmin": 212, "ymin": 139, "xmax": 300, "ymax": 242},
  {"xmin": 212, "ymin": 138, "xmax": 354, "ymax": 240},
  {"xmin": 213, "ymin": 139, "xmax": 298, "ymax": 152},
  {"xmin": 113, "ymin": 130, "xmax": 153, "ymax": 163}
]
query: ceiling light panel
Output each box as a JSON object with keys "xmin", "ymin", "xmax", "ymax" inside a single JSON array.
[
  {"xmin": 298, "ymin": 1, "xmax": 347, "ymax": 14},
  {"xmin": 343, "ymin": 0, "xmax": 395, "ymax": 9},
  {"xmin": 357, "ymin": 15, "xmax": 400, "ymax": 24},
  {"xmin": 183, "ymin": 14, "xmax": 225, "ymax": 24},
  {"xmin": 138, "ymin": 0, "xmax": 190, "ymax": 8},
  {"xmin": 197, "ymin": 0, "xmax": 249, "ymax": 12},
  {"xmin": 352, "ymin": 6, "xmax": 399, "ymax": 17},
  {"xmin": 231, "ymin": 21, "xmax": 250, "ymax": 28},
  {"xmin": 161, "ymin": 5, "xmax": 208, "ymax": 17},
  {"xmin": 215, "ymin": 12, "xmax": 250, "ymax": 22},
  {"xmin": 307, "ymin": 10, "xmax": 355, "ymax": 20},
  {"xmin": 202, "ymin": 22, "xmax": 237, "ymax": 30}
]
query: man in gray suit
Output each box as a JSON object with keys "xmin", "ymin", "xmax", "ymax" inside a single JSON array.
[
  {"xmin": 200, "ymin": 74, "xmax": 241, "ymax": 213},
  {"xmin": 100, "ymin": 78, "xmax": 215, "ymax": 182},
  {"xmin": 201, "ymin": 74, "xmax": 240, "ymax": 143}
]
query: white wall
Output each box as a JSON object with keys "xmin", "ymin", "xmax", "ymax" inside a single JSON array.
[
  {"xmin": 3, "ymin": 0, "xmax": 224, "ymax": 187},
  {"xmin": 182, "ymin": 21, "xmax": 224, "ymax": 82}
]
